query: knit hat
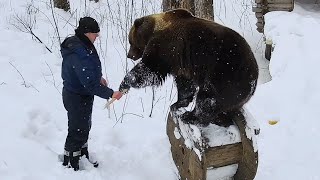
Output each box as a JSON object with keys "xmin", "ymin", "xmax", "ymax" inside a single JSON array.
[{"xmin": 75, "ymin": 17, "xmax": 100, "ymax": 34}]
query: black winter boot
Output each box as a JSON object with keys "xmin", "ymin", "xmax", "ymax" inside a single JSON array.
[
  {"xmin": 62, "ymin": 150, "xmax": 81, "ymax": 171},
  {"xmin": 80, "ymin": 146, "xmax": 99, "ymax": 168},
  {"xmin": 62, "ymin": 155, "xmax": 69, "ymax": 166},
  {"xmin": 81, "ymin": 146, "xmax": 89, "ymax": 159}
]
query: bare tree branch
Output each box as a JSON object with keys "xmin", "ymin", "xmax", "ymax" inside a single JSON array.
[
  {"xmin": 9, "ymin": 61, "xmax": 39, "ymax": 92},
  {"xmin": 50, "ymin": 0, "xmax": 62, "ymax": 45},
  {"xmin": 9, "ymin": 61, "xmax": 27, "ymax": 87},
  {"xmin": 11, "ymin": 13, "xmax": 52, "ymax": 53},
  {"xmin": 113, "ymin": 112, "xmax": 144, "ymax": 127},
  {"xmin": 45, "ymin": 61, "xmax": 61, "ymax": 94}
]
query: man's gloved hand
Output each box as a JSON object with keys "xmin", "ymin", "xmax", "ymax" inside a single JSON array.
[{"xmin": 112, "ymin": 91, "xmax": 123, "ymax": 100}]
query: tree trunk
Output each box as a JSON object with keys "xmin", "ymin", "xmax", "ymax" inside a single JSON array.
[
  {"xmin": 162, "ymin": 0, "xmax": 213, "ymax": 21},
  {"xmin": 53, "ymin": 0, "xmax": 70, "ymax": 12},
  {"xmin": 162, "ymin": 0, "xmax": 195, "ymax": 15},
  {"xmin": 195, "ymin": 0, "xmax": 214, "ymax": 21}
]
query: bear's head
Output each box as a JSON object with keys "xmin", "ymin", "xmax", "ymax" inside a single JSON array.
[
  {"xmin": 127, "ymin": 16, "xmax": 155, "ymax": 60},
  {"xmin": 127, "ymin": 9, "xmax": 193, "ymax": 61}
]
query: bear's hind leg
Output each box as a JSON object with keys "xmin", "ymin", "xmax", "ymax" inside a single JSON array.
[
  {"xmin": 179, "ymin": 87, "xmax": 220, "ymax": 125},
  {"xmin": 213, "ymin": 111, "xmax": 237, "ymax": 127},
  {"xmin": 179, "ymin": 97, "xmax": 219, "ymax": 126},
  {"xmin": 170, "ymin": 76, "xmax": 197, "ymax": 111},
  {"xmin": 193, "ymin": 97, "xmax": 239, "ymax": 127},
  {"xmin": 194, "ymin": 97, "xmax": 221, "ymax": 125},
  {"xmin": 176, "ymin": 83, "xmax": 235, "ymax": 126}
]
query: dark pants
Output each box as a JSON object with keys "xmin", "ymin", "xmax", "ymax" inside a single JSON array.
[{"xmin": 62, "ymin": 88, "xmax": 94, "ymax": 152}]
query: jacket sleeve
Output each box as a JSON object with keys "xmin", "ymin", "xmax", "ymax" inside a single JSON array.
[{"xmin": 72, "ymin": 47, "xmax": 114, "ymax": 99}]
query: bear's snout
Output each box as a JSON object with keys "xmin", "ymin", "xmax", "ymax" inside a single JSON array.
[{"xmin": 127, "ymin": 46, "xmax": 142, "ymax": 61}]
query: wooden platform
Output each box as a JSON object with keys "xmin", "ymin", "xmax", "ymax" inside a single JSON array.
[{"xmin": 167, "ymin": 110, "xmax": 259, "ymax": 180}]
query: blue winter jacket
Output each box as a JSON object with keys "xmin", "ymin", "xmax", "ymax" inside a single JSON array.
[{"xmin": 61, "ymin": 35, "xmax": 114, "ymax": 99}]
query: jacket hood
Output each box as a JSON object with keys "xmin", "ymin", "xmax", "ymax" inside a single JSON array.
[{"xmin": 60, "ymin": 36, "xmax": 83, "ymax": 57}]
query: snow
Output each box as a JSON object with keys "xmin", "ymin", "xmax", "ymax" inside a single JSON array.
[
  {"xmin": 207, "ymin": 164, "xmax": 238, "ymax": 180},
  {"xmin": 1, "ymin": 0, "xmax": 320, "ymax": 179},
  {"xmin": 202, "ymin": 124, "xmax": 241, "ymax": 147},
  {"xmin": 247, "ymin": 2, "xmax": 320, "ymax": 179},
  {"xmin": 243, "ymin": 108, "xmax": 260, "ymax": 152}
]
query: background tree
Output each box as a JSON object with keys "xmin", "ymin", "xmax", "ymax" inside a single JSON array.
[
  {"xmin": 162, "ymin": 0, "xmax": 213, "ymax": 21},
  {"xmin": 53, "ymin": 0, "xmax": 70, "ymax": 12},
  {"xmin": 195, "ymin": 0, "xmax": 214, "ymax": 21},
  {"xmin": 163, "ymin": 0, "xmax": 195, "ymax": 15}
]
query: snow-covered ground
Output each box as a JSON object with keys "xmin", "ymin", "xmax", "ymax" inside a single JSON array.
[
  {"xmin": 0, "ymin": 0, "xmax": 320, "ymax": 179},
  {"xmin": 248, "ymin": 1, "xmax": 320, "ymax": 179}
]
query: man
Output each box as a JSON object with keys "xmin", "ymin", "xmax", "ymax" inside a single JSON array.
[{"xmin": 60, "ymin": 17, "xmax": 122, "ymax": 171}]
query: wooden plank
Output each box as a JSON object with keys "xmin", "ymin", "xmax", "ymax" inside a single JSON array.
[
  {"xmin": 268, "ymin": 7, "xmax": 294, "ymax": 11},
  {"xmin": 233, "ymin": 112, "xmax": 259, "ymax": 180},
  {"xmin": 267, "ymin": 3, "xmax": 294, "ymax": 9},
  {"xmin": 253, "ymin": 3, "xmax": 293, "ymax": 10},
  {"xmin": 257, "ymin": 27, "xmax": 264, "ymax": 33},
  {"xmin": 267, "ymin": 0, "xmax": 293, "ymax": 4},
  {"xmin": 252, "ymin": 7, "xmax": 263, "ymax": 13},
  {"xmin": 167, "ymin": 110, "xmax": 259, "ymax": 180},
  {"xmin": 205, "ymin": 143, "xmax": 242, "ymax": 168},
  {"xmin": 257, "ymin": 18, "xmax": 264, "ymax": 23},
  {"xmin": 254, "ymin": 4, "xmax": 265, "ymax": 8},
  {"xmin": 256, "ymin": 22, "xmax": 264, "ymax": 27},
  {"xmin": 255, "ymin": 0, "xmax": 264, "ymax": 3},
  {"xmin": 255, "ymin": 13, "xmax": 264, "ymax": 18},
  {"xmin": 167, "ymin": 114, "xmax": 206, "ymax": 180}
]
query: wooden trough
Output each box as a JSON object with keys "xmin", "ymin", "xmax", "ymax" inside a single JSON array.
[{"xmin": 167, "ymin": 110, "xmax": 259, "ymax": 180}]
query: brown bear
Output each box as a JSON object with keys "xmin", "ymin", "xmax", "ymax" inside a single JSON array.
[{"xmin": 119, "ymin": 9, "xmax": 258, "ymax": 126}]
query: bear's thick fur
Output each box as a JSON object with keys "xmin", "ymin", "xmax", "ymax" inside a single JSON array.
[{"xmin": 119, "ymin": 9, "xmax": 258, "ymax": 126}]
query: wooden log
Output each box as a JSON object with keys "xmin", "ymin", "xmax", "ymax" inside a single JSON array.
[
  {"xmin": 255, "ymin": 0, "xmax": 264, "ymax": 3},
  {"xmin": 268, "ymin": 7, "xmax": 294, "ymax": 11},
  {"xmin": 257, "ymin": 18, "xmax": 264, "ymax": 23},
  {"xmin": 267, "ymin": 0, "xmax": 293, "ymax": 4},
  {"xmin": 254, "ymin": 4, "xmax": 265, "ymax": 9},
  {"xmin": 253, "ymin": 3, "xmax": 293, "ymax": 10},
  {"xmin": 252, "ymin": 7, "xmax": 264, "ymax": 13},
  {"xmin": 267, "ymin": 3, "xmax": 294, "ymax": 9},
  {"xmin": 256, "ymin": 22, "xmax": 264, "ymax": 33},
  {"xmin": 233, "ymin": 112, "xmax": 259, "ymax": 180},
  {"xmin": 257, "ymin": 27, "xmax": 264, "ymax": 33},
  {"xmin": 255, "ymin": 13, "xmax": 264, "ymax": 18},
  {"xmin": 167, "ymin": 109, "xmax": 259, "ymax": 180},
  {"xmin": 167, "ymin": 113, "xmax": 206, "ymax": 180}
]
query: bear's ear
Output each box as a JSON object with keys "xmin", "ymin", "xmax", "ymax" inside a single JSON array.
[{"xmin": 134, "ymin": 17, "xmax": 144, "ymax": 28}]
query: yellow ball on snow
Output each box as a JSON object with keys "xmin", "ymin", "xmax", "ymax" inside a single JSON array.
[{"xmin": 268, "ymin": 120, "xmax": 278, "ymax": 125}]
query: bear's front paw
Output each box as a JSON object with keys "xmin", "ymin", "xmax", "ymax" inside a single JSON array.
[
  {"xmin": 170, "ymin": 103, "xmax": 180, "ymax": 112},
  {"xmin": 170, "ymin": 100, "xmax": 191, "ymax": 112},
  {"xmin": 119, "ymin": 82, "xmax": 130, "ymax": 92},
  {"xmin": 180, "ymin": 111, "xmax": 199, "ymax": 125}
]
